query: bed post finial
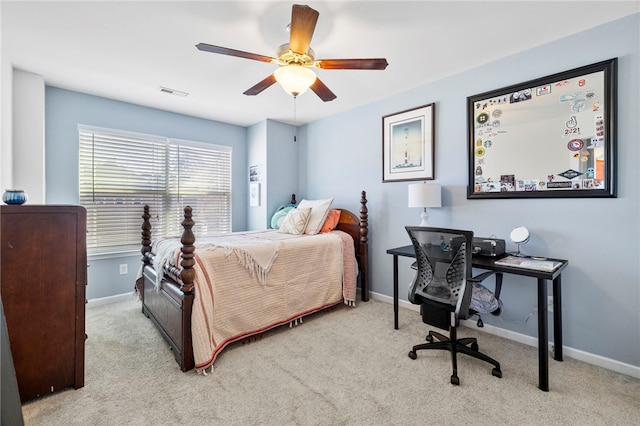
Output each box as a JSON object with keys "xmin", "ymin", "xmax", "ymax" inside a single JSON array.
[
  {"xmin": 359, "ymin": 190, "xmax": 369, "ymax": 301},
  {"xmin": 141, "ymin": 205, "xmax": 152, "ymax": 265},
  {"xmin": 180, "ymin": 206, "xmax": 196, "ymax": 293},
  {"xmin": 290, "ymin": 193, "xmax": 297, "ymax": 205},
  {"xmin": 359, "ymin": 191, "xmax": 368, "ymax": 244}
]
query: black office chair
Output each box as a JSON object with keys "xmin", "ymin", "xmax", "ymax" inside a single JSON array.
[{"xmin": 406, "ymin": 226, "xmax": 502, "ymax": 385}]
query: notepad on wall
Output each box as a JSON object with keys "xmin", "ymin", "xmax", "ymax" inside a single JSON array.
[{"xmin": 494, "ymin": 256, "xmax": 561, "ymax": 272}]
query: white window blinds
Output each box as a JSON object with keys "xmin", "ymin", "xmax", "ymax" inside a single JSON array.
[{"xmin": 79, "ymin": 126, "xmax": 232, "ymax": 255}]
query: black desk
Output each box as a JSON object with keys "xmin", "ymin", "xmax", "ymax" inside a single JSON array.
[{"xmin": 387, "ymin": 245, "xmax": 568, "ymax": 391}]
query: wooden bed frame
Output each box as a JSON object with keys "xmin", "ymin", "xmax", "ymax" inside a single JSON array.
[{"xmin": 137, "ymin": 191, "xmax": 369, "ymax": 372}]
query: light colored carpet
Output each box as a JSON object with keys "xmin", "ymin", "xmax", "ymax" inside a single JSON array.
[{"xmin": 22, "ymin": 297, "xmax": 639, "ymax": 425}]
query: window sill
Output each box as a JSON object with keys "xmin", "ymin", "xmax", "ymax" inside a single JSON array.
[{"xmin": 88, "ymin": 250, "xmax": 140, "ymax": 261}]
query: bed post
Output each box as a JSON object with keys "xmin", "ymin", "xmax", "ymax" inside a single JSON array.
[
  {"xmin": 136, "ymin": 205, "xmax": 153, "ymax": 299},
  {"xmin": 179, "ymin": 206, "xmax": 196, "ymax": 371},
  {"xmin": 141, "ymin": 205, "xmax": 152, "ymax": 266},
  {"xmin": 179, "ymin": 206, "xmax": 196, "ymax": 294},
  {"xmin": 359, "ymin": 191, "xmax": 369, "ymax": 302},
  {"xmin": 290, "ymin": 194, "xmax": 297, "ymax": 205}
]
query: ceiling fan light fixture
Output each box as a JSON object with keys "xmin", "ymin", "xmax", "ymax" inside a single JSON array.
[
  {"xmin": 274, "ymin": 64, "xmax": 316, "ymax": 97},
  {"xmin": 196, "ymin": 4, "xmax": 387, "ymax": 102}
]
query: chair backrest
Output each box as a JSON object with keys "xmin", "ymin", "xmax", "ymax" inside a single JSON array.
[{"xmin": 406, "ymin": 226, "xmax": 474, "ymax": 320}]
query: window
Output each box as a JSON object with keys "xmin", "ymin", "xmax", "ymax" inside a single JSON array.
[{"xmin": 79, "ymin": 125, "xmax": 232, "ymax": 255}]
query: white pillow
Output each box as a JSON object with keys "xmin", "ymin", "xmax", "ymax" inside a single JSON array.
[
  {"xmin": 297, "ymin": 198, "xmax": 334, "ymax": 235},
  {"xmin": 278, "ymin": 207, "xmax": 312, "ymax": 235}
]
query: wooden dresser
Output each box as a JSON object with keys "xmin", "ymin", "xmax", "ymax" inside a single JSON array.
[{"xmin": 0, "ymin": 205, "xmax": 86, "ymax": 402}]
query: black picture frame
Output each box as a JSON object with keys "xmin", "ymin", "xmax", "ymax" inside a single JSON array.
[{"xmin": 467, "ymin": 58, "xmax": 617, "ymax": 199}]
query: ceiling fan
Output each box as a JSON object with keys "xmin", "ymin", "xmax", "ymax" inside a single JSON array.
[{"xmin": 196, "ymin": 4, "xmax": 389, "ymax": 102}]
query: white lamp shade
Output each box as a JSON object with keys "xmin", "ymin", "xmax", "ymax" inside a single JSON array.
[
  {"xmin": 408, "ymin": 183, "xmax": 442, "ymax": 208},
  {"xmin": 274, "ymin": 65, "xmax": 316, "ymax": 96}
]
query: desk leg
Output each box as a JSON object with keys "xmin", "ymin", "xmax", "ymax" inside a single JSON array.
[
  {"xmin": 494, "ymin": 273, "xmax": 503, "ymax": 299},
  {"xmin": 553, "ymin": 275, "xmax": 564, "ymax": 361},
  {"xmin": 393, "ymin": 255, "xmax": 399, "ymax": 330},
  {"xmin": 537, "ymin": 278, "xmax": 549, "ymax": 392}
]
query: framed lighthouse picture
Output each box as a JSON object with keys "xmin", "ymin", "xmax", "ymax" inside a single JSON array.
[{"xmin": 382, "ymin": 103, "xmax": 435, "ymax": 182}]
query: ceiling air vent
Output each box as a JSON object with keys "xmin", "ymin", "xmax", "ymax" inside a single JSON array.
[{"xmin": 159, "ymin": 86, "xmax": 189, "ymax": 97}]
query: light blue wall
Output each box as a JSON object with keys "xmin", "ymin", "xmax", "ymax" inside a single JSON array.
[
  {"xmin": 45, "ymin": 87, "xmax": 248, "ymax": 299},
  {"xmin": 298, "ymin": 14, "xmax": 640, "ymax": 367},
  {"xmin": 265, "ymin": 119, "xmax": 298, "ymax": 215},
  {"xmin": 247, "ymin": 120, "xmax": 267, "ymax": 230},
  {"xmin": 246, "ymin": 119, "xmax": 297, "ymax": 230}
]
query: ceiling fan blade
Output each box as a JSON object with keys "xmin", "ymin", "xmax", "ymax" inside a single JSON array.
[
  {"xmin": 310, "ymin": 77, "xmax": 337, "ymax": 102},
  {"xmin": 243, "ymin": 74, "xmax": 277, "ymax": 96},
  {"xmin": 289, "ymin": 4, "xmax": 319, "ymax": 55},
  {"xmin": 316, "ymin": 58, "xmax": 389, "ymax": 70},
  {"xmin": 196, "ymin": 43, "xmax": 275, "ymax": 63}
]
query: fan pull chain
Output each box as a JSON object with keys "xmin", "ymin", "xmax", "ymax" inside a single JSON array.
[{"xmin": 293, "ymin": 95, "xmax": 297, "ymax": 142}]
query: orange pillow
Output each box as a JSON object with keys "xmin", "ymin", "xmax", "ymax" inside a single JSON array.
[{"xmin": 320, "ymin": 209, "xmax": 341, "ymax": 233}]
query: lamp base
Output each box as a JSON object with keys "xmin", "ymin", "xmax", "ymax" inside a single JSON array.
[{"xmin": 419, "ymin": 210, "xmax": 429, "ymax": 226}]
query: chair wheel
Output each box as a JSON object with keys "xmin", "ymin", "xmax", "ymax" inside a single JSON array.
[
  {"xmin": 426, "ymin": 334, "xmax": 434, "ymax": 342},
  {"xmin": 492, "ymin": 368, "xmax": 502, "ymax": 378},
  {"xmin": 408, "ymin": 351, "xmax": 417, "ymax": 360},
  {"xmin": 450, "ymin": 375, "xmax": 460, "ymax": 385},
  {"xmin": 470, "ymin": 342, "xmax": 479, "ymax": 351}
]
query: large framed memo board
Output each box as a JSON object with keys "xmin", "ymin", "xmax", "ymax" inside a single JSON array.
[{"xmin": 467, "ymin": 58, "xmax": 617, "ymax": 199}]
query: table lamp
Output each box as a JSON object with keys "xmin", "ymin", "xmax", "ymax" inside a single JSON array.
[{"xmin": 408, "ymin": 182, "xmax": 441, "ymax": 226}]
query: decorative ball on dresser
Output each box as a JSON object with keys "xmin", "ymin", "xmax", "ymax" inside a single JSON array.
[{"xmin": 2, "ymin": 189, "xmax": 28, "ymax": 205}]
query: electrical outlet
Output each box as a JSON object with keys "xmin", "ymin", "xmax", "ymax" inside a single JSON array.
[
  {"xmin": 119, "ymin": 264, "xmax": 128, "ymax": 275},
  {"xmin": 547, "ymin": 295, "xmax": 554, "ymax": 313}
]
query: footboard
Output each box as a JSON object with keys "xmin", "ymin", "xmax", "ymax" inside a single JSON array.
[
  {"xmin": 141, "ymin": 266, "xmax": 194, "ymax": 371},
  {"xmin": 139, "ymin": 205, "xmax": 195, "ymax": 371}
]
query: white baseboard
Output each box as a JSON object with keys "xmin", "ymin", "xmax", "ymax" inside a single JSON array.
[
  {"xmin": 87, "ymin": 292, "xmax": 135, "ymax": 307},
  {"xmin": 370, "ymin": 291, "xmax": 640, "ymax": 379}
]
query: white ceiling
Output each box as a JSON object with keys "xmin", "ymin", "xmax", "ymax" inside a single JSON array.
[{"xmin": 2, "ymin": 1, "xmax": 638, "ymax": 127}]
